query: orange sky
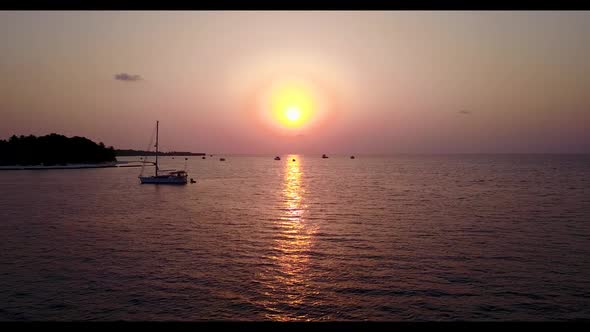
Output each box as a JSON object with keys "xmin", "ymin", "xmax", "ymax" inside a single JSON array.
[{"xmin": 1, "ymin": 11, "xmax": 589, "ymax": 154}]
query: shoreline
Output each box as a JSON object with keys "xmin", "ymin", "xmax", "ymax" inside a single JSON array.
[{"xmin": 0, "ymin": 162, "xmax": 147, "ymax": 170}]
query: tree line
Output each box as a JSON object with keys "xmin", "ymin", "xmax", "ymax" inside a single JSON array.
[
  {"xmin": 115, "ymin": 149, "xmax": 205, "ymax": 156},
  {"xmin": 0, "ymin": 134, "xmax": 117, "ymax": 166}
]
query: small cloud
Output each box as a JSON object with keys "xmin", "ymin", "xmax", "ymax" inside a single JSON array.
[
  {"xmin": 114, "ymin": 73, "xmax": 142, "ymax": 82},
  {"xmin": 458, "ymin": 110, "xmax": 472, "ymax": 115}
]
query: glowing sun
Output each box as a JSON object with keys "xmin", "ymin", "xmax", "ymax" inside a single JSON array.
[
  {"xmin": 253, "ymin": 76, "xmax": 333, "ymax": 135},
  {"xmin": 270, "ymin": 82, "xmax": 314, "ymax": 129},
  {"xmin": 285, "ymin": 106, "xmax": 302, "ymax": 122}
]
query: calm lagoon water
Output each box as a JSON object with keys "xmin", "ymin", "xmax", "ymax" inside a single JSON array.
[{"xmin": 1, "ymin": 155, "xmax": 589, "ymax": 320}]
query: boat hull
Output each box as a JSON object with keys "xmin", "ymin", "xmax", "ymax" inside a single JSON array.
[{"xmin": 139, "ymin": 176, "xmax": 187, "ymax": 185}]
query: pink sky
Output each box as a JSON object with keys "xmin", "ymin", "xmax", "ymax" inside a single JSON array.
[{"xmin": 1, "ymin": 11, "xmax": 589, "ymax": 154}]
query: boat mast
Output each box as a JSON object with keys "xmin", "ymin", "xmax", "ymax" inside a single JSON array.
[{"xmin": 155, "ymin": 120, "xmax": 159, "ymax": 176}]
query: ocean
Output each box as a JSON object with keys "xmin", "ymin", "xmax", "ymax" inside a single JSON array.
[{"xmin": 1, "ymin": 154, "xmax": 589, "ymax": 320}]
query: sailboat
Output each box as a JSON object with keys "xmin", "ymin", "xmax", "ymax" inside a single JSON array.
[{"xmin": 139, "ymin": 121, "xmax": 188, "ymax": 185}]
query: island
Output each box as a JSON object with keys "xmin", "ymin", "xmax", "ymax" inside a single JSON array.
[
  {"xmin": 0, "ymin": 134, "xmax": 116, "ymax": 168},
  {"xmin": 115, "ymin": 149, "xmax": 206, "ymax": 156},
  {"xmin": 0, "ymin": 134, "xmax": 206, "ymax": 170}
]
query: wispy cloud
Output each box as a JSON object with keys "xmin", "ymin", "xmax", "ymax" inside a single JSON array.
[
  {"xmin": 458, "ymin": 110, "xmax": 472, "ymax": 115},
  {"xmin": 114, "ymin": 73, "xmax": 143, "ymax": 82}
]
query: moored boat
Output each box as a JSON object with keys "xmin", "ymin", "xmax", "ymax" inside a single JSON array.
[
  {"xmin": 140, "ymin": 171, "xmax": 188, "ymax": 184},
  {"xmin": 138, "ymin": 121, "xmax": 189, "ymax": 185}
]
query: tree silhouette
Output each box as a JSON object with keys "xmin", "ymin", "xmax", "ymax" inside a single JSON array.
[{"xmin": 0, "ymin": 134, "xmax": 116, "ymax": 166}]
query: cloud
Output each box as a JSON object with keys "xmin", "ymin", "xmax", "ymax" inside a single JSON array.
[
  {"xmin": 114, "ymin": 73, "xmax": 142, "ymax": 82},
  {"xmin": 458, "ymin": 110, "xmax": 472, "ymax": 115}
]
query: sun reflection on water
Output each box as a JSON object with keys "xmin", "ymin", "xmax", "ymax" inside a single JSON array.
[{"xmin": 258, "ymin": 155, "xmax": 319, "ymax": 321}]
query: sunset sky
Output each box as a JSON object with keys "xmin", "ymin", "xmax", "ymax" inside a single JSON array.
[{"xmin": 1, "ymin": 11, "xmax": 589, "ymax": 154}]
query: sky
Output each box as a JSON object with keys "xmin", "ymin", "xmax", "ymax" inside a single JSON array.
[{"xmin": 1, "ymin": 11, "xmax": 589, "ymax": 154}]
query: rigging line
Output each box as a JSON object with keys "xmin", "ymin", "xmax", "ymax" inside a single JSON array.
[{"xmin": 139, "ymin": 122, "xmax": 157, "ymax": 177}]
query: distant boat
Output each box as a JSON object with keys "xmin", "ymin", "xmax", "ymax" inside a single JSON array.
[
  {"xmin": 139, "ymin": 121, "xmax": 189, "ymax": 185},
  {"xmin": 274, "ymin": 156, "xmax": 281, "ymax": 160},
  {"xmin": 322, "ymin": 154, "xmax": 329, "ymax": 159},
  {"xmin": 202, "ymin": 156, "xmax": 206, "ymax": 159},
  {"xmin": 220, "ymin": 158, "xmax": 226, "ymax": 161},
  {"xmin": 350, "ymin": 156, "xmax": 355, "ymax": 159},
  {"xmin": 292, "ymin": 158, "xmax": 296, "ymax": 162}
]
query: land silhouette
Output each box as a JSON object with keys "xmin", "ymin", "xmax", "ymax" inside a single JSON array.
[
  {"xmin": 115, "ymin": 149, "xmax": 205, "ymax": 157},
  {"xmin": 0, "ymin": 133, "xmax": 206, "ymax": 168},
  {"xmin": 0, "ymin": 134, "xmax": 116, "ymax": 166}
]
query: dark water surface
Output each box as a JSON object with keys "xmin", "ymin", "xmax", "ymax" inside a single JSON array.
[{"xmin": 1, "ymin": 155, "xmax": 589, "ymax": 321}]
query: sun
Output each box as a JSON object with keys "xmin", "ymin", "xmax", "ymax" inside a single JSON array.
[
  {"xmin": 270, "ymin": 81, "xmax": 314, "ymax": 129},
  {"xmin": 254, "ymin": 76, "xmax": 332, "ymax": 134},
  {"xmin": 285, "ymin": 106, "xmax": 302, "ymax": 122}
]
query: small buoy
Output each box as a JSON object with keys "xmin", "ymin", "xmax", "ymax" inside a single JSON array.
[
  {"xmin": 350, "ymin": 156, "xmax": 355, "ymax": 159},
  {"xmin": 185, "ymin": 158, "xmax": 188, "ymax": 160},
  {"xmin": 202, "ymin": 156, "xmax": 206, "ymax": 159}
]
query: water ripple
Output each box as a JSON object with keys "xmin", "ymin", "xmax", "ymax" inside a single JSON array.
[{"xmin": 1, "ymin": 155, "xmax": 589, "ymax": 320}]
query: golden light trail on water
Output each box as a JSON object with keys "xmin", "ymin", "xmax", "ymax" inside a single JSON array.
[{"xmin": 254, "ymin": 156, "xmax": 320, "ymax": 321}]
